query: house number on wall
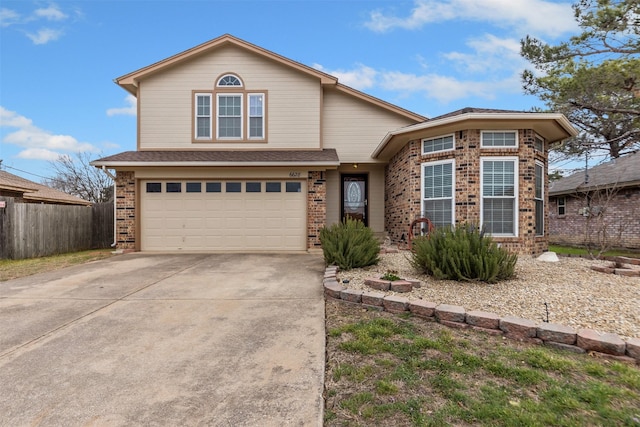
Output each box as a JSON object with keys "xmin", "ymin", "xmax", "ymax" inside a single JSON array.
[{"xmin": 289, "ymin": 172, "xmax": 301, "ymax": 178}]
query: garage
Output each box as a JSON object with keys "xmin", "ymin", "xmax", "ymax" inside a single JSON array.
[{"xmin": 140, "ymin": 179, "xmax": 307, "ymax": 251}]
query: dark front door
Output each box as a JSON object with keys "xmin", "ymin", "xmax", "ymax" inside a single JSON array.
[{"xmin": 341, "ymin": 174, "xmax": 368, "ymax": 226}]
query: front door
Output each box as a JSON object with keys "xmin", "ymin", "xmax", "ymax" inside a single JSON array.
[{"xmin": 341, "ymin": 174, "xmax": 368, "ymax": 226}]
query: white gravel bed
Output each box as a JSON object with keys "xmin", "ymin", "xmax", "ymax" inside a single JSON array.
[{"xmin": 336, "ymin": 252, "xmax": 640, "ymax": 340}]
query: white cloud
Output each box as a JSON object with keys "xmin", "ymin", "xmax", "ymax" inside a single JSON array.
[
  {"xmin": 442, "ymin": 34, "xmax": 525, "ymax": 74},
  {"xmin": 312, "ymin": 63, "xmax": 378, "ymax": 90},
  {"xmin": 365, "ymin": 0, "xmax": 578, "ymax": 38},
  {"xmin": 106, "ymin": 95, "xmax": 137, "ymax": 117},
  {"xmin": 0, "ymin": 107, "xmax": 99, "ymax": 159},
  {"xmin": 34, "ymin": 4, "xmax": 67, "ymax": 21},
  {"xmin": 2, "ymin": 3, "xmax": 70, "ymax": 44},
  {"xmin": 16, "ymin": 148, "xmax": 63, "ymax": 161},
  {"xmin": 26, "ymin": 28, "xmax": 64, "ymax": 45},
  {"xmin": 0, "ymin": 8, "xmax": 20, "ymax": 27}
]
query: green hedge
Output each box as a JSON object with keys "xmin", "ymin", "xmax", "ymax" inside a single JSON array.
[
  {"xmin": 319, "ymin": 218, "xmax": 380, "ymax": 270},
  {"xmin": 410, "ymin": 224, "xmax": 517, "ymax": 283}
]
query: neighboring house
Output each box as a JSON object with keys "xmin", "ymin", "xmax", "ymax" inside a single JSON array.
[
  {"xmin": 548, "ymin": 152, "xmax": 640, "ymax": 250},
  {"xmin": 92, "ymin": 34, "xmax": 576, "ymax": 254},
  {"xmin": 0, "ymin": 170, "xmax": 92, "ymax": 206}
]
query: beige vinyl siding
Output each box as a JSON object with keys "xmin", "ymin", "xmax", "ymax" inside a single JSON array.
[
  {"xmin": 325, "ymin": 164, "xmax": 385, "ymax": 233},
  {"xmin": 139, "ymin": 45, "xmax": 321, "ymax": 150},
  {"xmin": 322, "ymin": 89, "xmax": 418, "ymax": 163}
]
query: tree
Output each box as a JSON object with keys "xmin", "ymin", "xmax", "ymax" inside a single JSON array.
[
  {"xmin": 43, "ymin": 152, "xmax": 113, "ymax": 203},
  {"xmin": 521, "ymin": 0, "xmax": 640, "ymax": 159}
]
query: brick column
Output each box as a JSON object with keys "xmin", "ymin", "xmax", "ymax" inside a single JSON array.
[
  {"xmin": 307, "ymin": 171, "xmax": 326, "ymax": 249},
  {"xmin": 115, "ymin": 171, "xmax": 136, "ymax": 250}
]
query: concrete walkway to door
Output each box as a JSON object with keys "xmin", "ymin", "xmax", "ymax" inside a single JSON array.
[{"xmin": 0, "ymin": 253, "xmax": 325, "ymax": 426}]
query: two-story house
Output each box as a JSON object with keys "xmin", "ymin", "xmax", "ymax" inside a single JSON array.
[{"xmin": 92, "ymin": 34, "xmax": 577, "ymax": 254}]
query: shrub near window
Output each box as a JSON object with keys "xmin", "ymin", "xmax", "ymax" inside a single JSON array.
[
  {"xmin": 410, "ymin": 224, "xmax": 517, "ymax": 283},
  {"xmin": 319, "ymin": 219, "xmax": 380, "ymax": 270}
]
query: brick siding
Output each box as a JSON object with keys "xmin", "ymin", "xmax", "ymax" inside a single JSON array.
[
  {"xmin": 549, "ymin": 187, "xmax": 640, "ymax": 249},
  {"xmin": 307, "ymin": 171, "xmax": 327, "ymax": 249},
  {"xmin": 114, "ymin": 171, "xmax": 136, "ymax": 250},
  {"xmin": 385, "ymin": 129, "xmax": 549, "ymax": 255}
]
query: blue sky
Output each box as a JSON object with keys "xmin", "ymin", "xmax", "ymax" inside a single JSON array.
[{"xmin": 0, "ymin": 0, "xmax": 581, "ymax": 181}]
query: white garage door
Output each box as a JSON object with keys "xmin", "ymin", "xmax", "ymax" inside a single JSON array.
[{"xmin": 140, "ymin": 180, "xmax": 306, "ymax": 251}]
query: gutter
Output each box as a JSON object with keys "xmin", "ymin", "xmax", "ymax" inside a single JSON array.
[{"xmin": 101, "ymin": 166, "xmax": 118, "ymax": 248}]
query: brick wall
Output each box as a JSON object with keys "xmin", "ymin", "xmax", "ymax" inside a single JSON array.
[
  {"xmin": 549, "ymin": 187, "xmax": 640, "ymax": 249},
  {"xmin": 115, "ymin": 171, "xmax": 136, "ymax": 250},
  {"xmin": 307, "ymin": 171, "xmax": 327, "ymax": 249},
  {"xmin": 385, "ymin": 129, "xmax": 549, "ymax": 255}
]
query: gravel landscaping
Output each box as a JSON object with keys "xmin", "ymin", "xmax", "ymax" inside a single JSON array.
[{"xmin": 336, "ymin": 251, "xmax": 640, "ymax": 340}]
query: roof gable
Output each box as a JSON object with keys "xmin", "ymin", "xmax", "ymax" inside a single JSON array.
[
  {"xmin": 116, "ymin": 34, "xmax": 338, "ymax": 95},
  {"xmin": 115, "ymin": 34, "xmax": 426, "ymax": 124}
]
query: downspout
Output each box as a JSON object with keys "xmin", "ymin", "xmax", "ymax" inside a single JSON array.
[{"xmin": 101, "ymin": 166, "xmax": 118, "ymax": 248}]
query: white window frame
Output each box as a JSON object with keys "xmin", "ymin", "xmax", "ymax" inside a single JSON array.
[
  {"xmin": 422, "ymin": 134, "xmax": 455, "ymax": 155},
  {"xmin": 557, "ymin": 196, "xmax": 566, "ymax": 216},
  {"xmin": 194, "ymin": 93, "xmax": 212, "ymax": 140},
  {"xmin": 481, "ymin": 130, "xmax": 518, "ymax": 148},
  {"xmin": 421, "ymin": 159, "xmax": 455, "ymax": 228},
  {"xmin": 480, "ymin": 156, "xmax": 519, "ymax": 237},
  {"xmin": 216, "ymin": 93, "xmax": 243, "ymax": 139},
  {"xmin": 534, "ymin": 135, "xmax": 544, "ymax": 152},
  {"xmin": 248, "ymin": 93, "xmax": 265, "ymax": 140},
  {"xmin": 534, "ymin": 161, "xmax": 544, "ymax": 236},
  {"xmin": 217, "ymin": 74, "xmax": 243, "ymax": 87}
]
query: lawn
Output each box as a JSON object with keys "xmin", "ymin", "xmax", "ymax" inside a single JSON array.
[
  {"xmin": 0, "ymin": 249, "xmax": 114, "ymax": 281},
  {"xmin": 549, "ymin": 244, "xmax": 640, "ymax": 259},
  {"xmin": 324, "ymin": 300, "xmax": 640, "ymax": 426}
]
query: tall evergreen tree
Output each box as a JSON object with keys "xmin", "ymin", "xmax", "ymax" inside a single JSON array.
[{"xmin": 521, "ymin": 0, "xmax": 640, "ymax": 159}]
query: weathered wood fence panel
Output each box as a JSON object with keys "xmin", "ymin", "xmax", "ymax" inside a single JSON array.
[{"xmin": 0, "ymin": 197, "xmax": 114, "ymax": 259}]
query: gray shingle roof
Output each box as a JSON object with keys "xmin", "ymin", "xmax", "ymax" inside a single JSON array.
[
  {"xmin": 549, "ymin": 151, "xmax": 640, "ymax": 195},
  {"xmin": 0, "ymin": 170, "xmax": 93, "ymax": 205},
  {"xmin": 92, "ymin": 149, "xmax": 340, "ymax": 165}
]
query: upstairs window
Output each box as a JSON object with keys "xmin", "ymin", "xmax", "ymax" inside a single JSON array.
[
  {"xmin": 217, "ymin": 94, "xmax": 242, "ymax": 138},
  {"xmin": 482, "ymin": 131, "xmax": 517, "ymax": 148},
  {"xmin": 217, "ymin": 74, "xmax": 242, "ymax": 87},
  {"xmin": 422, "ymin": 134, "xmax": 454, "ymax": 154},
  {"xmin": 195, "ymin": 94, "xmax": 212, "ymax": 139},
  {"xmin": 249, "ymin": 94, "xmax": 264, "ymax": 139},
  {"xmin": 193, "ymin": 73, "xmax": 266, "ymax": 142},
  {"xmin": 534, "ymin": 136, "xmax": 544, "ymax": 152}
]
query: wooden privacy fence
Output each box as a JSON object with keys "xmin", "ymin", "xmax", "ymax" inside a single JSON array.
[{"xmin": 0, "ymin": 197, "xmax": 114, "ymax": 259}]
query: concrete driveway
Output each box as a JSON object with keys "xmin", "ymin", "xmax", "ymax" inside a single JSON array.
[{"xmin": 0, "ymin": 253, "xmax": 326, "ymax": 426}]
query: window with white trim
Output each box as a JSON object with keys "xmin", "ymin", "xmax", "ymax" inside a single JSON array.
[
  {"xmin": 557, "ymin": 197, "xmax": 566, "ymax": 216},
  {"xmin": 535, "ymin": 162, "xmax": 544, "ymax": 236},
  {"xmin": 195, "ymin": 94, "xmax": 212, "ymax": 139},
  {"xmin": 192, "ymin": 73, "xmax": 267, "ymax": 142},
  {"xmin": 422, "ymin": 159, "xmax": 455, "ymax": 228},
  {"xmin": 422, "ymin": 134, "xmax": 454, "ymax": 154},
  {"xmin": 249, "ymin": 94, "xmax": 264, "ymax": 138},
  {"xmin": 217, "ymin": 94, "xmax": 242, "ymax": 138},
  {"xmin": 482, "ymin": 131, "xmax": 517, "ymax": 148},
  {"xmin": 218, "ymin": 74, "xmax": 242, "ymax": 87},
  {"xmin": 481, "ymin": 157, "xmax": 518, "ymax": 236},
  {"xmin": 534, "ymin": 136, "xmax": 544, "ymax": 152}
]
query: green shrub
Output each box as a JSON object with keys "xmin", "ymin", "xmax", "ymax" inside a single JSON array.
[
  {"xmin": 320, "ymin": 218, "xmax": 380, "ymax": 270},
  {"xmin": 410, "ymin": 224, "xmax": 517, "ymax": 283}
]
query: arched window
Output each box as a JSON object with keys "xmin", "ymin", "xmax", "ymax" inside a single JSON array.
[{"xmin": 217, "ymin": 74, "xmax": 242, "ymax": 87}]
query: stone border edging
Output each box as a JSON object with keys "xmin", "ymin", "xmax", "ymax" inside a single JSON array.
[{"xmin": 323, "ymin": 265, "xmax": 640, "ymax": 364}]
